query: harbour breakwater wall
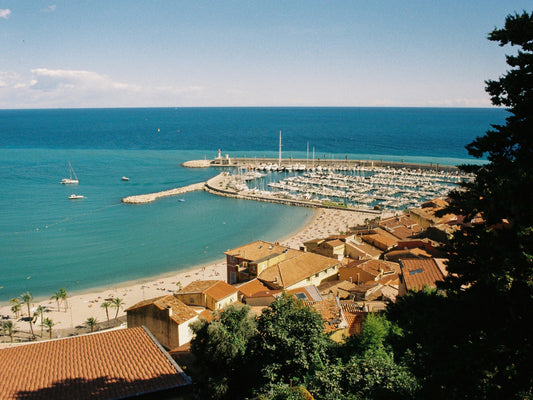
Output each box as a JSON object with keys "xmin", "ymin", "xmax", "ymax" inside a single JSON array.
[
  {"xmin": 183, "ymin": 157, "xmax": 459, "ymax": 172},
  {"xmin": 121, "ymin": 182, "xmax": 206, "ymax": 204}
]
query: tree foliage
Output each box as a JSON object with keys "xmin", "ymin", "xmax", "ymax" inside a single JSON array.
[
  {"xmin": 190, "ymin": 296, "xmax": 416, "ymax": 400},
  {"xmin": 190, "ymin": 304, "xmax": 258, "ymax": 399},
  {"xmin": 254, "ymin": 293, "xmax": 330, "ymax": 388},
  {"xmin": 389, "ymin": 11, "xmax": 533, "ymax": 399}
]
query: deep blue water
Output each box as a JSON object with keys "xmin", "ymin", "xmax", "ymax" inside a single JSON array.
[{"xmin": 0, "ymin": 107, "xmax": 507, "ymax": 302}]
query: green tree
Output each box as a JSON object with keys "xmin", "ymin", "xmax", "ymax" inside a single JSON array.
[
  {"xmin": 59, "ymin": 288, "xmax": 68, "ymax": 312},
  {"xmin": 190, "ymin": 304, "xmax": 258, "ymax": 399},
  {"xmin": 84, "ymin": 317, "xmax": 98, "ymax": 333},
  {"xmin": 50, "ymin": 290, "xmax": 62, "ymax": 312},
  {"xmin": 254, "ymin": 293, "xmax": 330, "ymax": 389},
  {"xmin": 111, "ymin": 297, "xmax": 124, "ymax": 320},
  {"xmin": 42, "ymin": 318, "xmax": 54, "ymax": 339},
  {"xmin": 2, "ymin": 321, "xmax": 15, "ymax": 343},
  {"xmin": 34, "ymin": 305, "xmax": 45, "ymax": 337},
  {"xmin": 20, "ymin": 291, "xmax": 35, "ymax": 339},
  {"xmin": 390, "ymin": 12, "xmax": 533, "ymax": 398},
  {"xmin": 10, "ymin": 302, "xmax": 21, "ymax": 318},
  {"xmin": 309, "ymin": 314, "xmax": 418, "ymax": 400},
  {"xmin": 100, "ymin": 301, "xmax": 111, "ymax": 325}
]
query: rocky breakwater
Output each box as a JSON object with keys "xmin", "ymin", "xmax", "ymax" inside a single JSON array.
[
  {"xmin": 122, "ymin": 182, "xmax": 206, "ymax": 204},
  {"xmin": 181, "ymin": 160, "xmax": 212, "ymax": 168}
]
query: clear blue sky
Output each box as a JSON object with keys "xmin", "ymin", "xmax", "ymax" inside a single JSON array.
[{"xmin": 0, "ymin": 1, "xmax": 531, "ymax": 108}]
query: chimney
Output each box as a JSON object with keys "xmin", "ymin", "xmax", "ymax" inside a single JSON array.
[{"xmin": 167, "ymin": 306, "xmax": 172, "ymax": 317}]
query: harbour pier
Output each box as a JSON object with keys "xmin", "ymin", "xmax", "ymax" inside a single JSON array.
[
  {"xmin": 183, "ymin": 156, "xmax": 459, "ymax": 173},
  {"xmin": 121, "ymin": 182, "xmax": 206, "ymax": 204}
]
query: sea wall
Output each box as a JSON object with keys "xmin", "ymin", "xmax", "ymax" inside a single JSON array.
[
  {"xmin": 189, "ymin": 157, "xmax": 459, "ymax": 172},
  {"xmin": 121, "ymin": 182, "xmax": 206, "ymax": 204}
]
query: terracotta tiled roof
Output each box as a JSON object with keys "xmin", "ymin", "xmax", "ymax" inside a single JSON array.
[
  {"xmin": 203, "ymin": 281, "xmax": 239, "ymax": 301},
  {"xmin": 339, "ymin": 303, "xmax": 367, "ymax": 335},
  {"xmin": 126, "ymin": 295, "xmax": 197, "ymax": 325},
  {"xmin": 225, "ymin": 240, "xmax": 299, "ymax": 261},
  {"xmin": 0, "ymin": 327, "xmax": 191, "ymax": 400},
  {"xmin": 236, "ymin": 279, "xmax": 271, "ymax": 297},
  {"xmin": 339, "ymin": 259, "xmax": 399, "ymax": 284},
  {"xmin": 400, "ymin": 258, "xmax": 448, "ymax": 292},
  {"xmin": 324, "ymin": 239, "xmax": 344, "ymax": 248},
  {"xmin": 258, "ymin": 252, "xmax": 339, "ymax": 288},
  {"xmin": 345, "ymin": 239, "xmax": 383, "ymax": 259},
  {"xmin": 362, "ymin": 229, "xmax": 399, "ymax": 251},
  {"xmin": 179, "ymin": 279, "xmax": 220, "ymax": 294},
  {"xmin": 421, "ymin": 197, "xmax": 449, "ymax": 209},
  {"xmin": 179, "ymin": 280, "xmax": 237, "ymax": 300},
  {"xmin": 305, "ymin": 300, "xmax": 344, "ymax": 333}
]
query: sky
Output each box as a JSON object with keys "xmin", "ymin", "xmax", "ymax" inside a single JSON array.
[{"xmin": 0, "ymin": 1, "xmax": 531, "ymax": 109}]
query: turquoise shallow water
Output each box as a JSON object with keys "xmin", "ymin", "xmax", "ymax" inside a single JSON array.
[
  {"xmin": 0, "ymin": 149, "xmax": 313, "ymax": 302},
  {"xmin": 0, "ymin": 107, "xmax": 507, "ymax": 303}
]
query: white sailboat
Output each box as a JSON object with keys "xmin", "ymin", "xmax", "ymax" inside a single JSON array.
[{"xmin": 60, "ymin": 162, "xmax": 79, "ymax": 184}]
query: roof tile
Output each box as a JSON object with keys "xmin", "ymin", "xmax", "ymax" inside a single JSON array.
[{"xmin": 0, "ymin": 327, "xmax": 190, "ymax": 400}]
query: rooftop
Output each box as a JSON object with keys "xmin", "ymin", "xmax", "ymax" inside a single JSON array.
[
  {"xmin": 179, "ymin": 280, "xmax": 238, "ymax": 301},
  {"xmin": 258, "ymin": 252, "xmax": 339, "ymax": 288},
  {"xmin": 224, "ymin": 240, "xmax": 300, "ymax": 261},
  {"xmin": 125, "ymin": 295, "xmax": 197, "ymax": 325},
  {"xmin": 0, "ymin": 327, "xmax": 190, "ymax": 400},
  {"xmin": 400, "ymin": 258, "xmax": 448, "ymax": 292}
]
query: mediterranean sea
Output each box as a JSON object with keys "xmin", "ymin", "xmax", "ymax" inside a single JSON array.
[{"xmin": 0, "ymin": 107, "xmax": 507, "ymax": 302}]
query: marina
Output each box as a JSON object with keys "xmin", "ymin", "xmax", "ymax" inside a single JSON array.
[
  {"xmin": 125, "ymin": 156, "xmax": 472, "ymax": 211},
  {"xmin": 212, "ymin": 164, "xmax": 470, "ymax": 211}
]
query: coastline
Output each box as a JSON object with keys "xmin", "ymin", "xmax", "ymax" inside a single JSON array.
[{"xmin": 0, "ymin": 207, "xmax": 389, "ymax": 345}]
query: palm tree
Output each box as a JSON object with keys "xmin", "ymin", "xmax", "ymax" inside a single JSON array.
[
  {"xmin": 2, "ymin": 321, "xmax": 15, "ymax": 343},
  {"xmin": 59, "ymin": 288, "xmax": 68, "ymax": 312},
  {"xmin": 100, "ymin": 301, "xmax": 111, "ymax": 325},
  {"xmin": 20, "ymin": 292, "xmax": 35, "ymax": 339},
  {"xmin": 111, "ymin": 297, "xmax": 124, "ymax": 320},
  {"xmin": 34, "ymin": 305, "xmax": 45, "ymax": 337},
  {"xmin": 9, "ymin": 298, "xmax": 20, "ymax": 318},
  {"xmin": 50, "ymin": 290, "xmax": 62, "ymax": 312},
  {"xmin": 42, "ymin": 318, "xmax": 54, "ymax": 339},
  {"xmin": 11, "ymin": 303, "xmax": 21, "ymax": 318},
  {"xmin": 84, "ymin": 317, "xmax": 98, "ymax": 333}
]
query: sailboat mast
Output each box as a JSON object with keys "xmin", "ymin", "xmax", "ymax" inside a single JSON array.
[
  {"xmin": 306, "ymin": 142, "xmax": 309, "ymax": 168},
  {"xmin": 278, "ymin": 130, "xmax": 282, "ymax": 166}
]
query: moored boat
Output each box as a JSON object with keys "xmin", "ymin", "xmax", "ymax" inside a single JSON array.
[{"xmin": 60, "ymin": 162, "xmax": 79, "ymax": 184}]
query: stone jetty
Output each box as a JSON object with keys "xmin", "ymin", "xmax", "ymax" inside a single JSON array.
[{"xmin": 121, "ymin": 182, "xmax": 206, "ymax": 204}]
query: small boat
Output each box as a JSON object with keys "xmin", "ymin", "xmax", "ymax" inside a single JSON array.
[
  {"xmin": 60, "ymin": 162, "xmax": 79, "ymax": 184},
  {"xmin": 121, "ymin": 176, "xmax": 129, "ymax": 181},
  {"xmin": 68, "ymin": 194, "xmax": 84, "ymax": 200},
  {"xmin": 178, "ymin": 198, "xmax": 185, "ymax": 202}
]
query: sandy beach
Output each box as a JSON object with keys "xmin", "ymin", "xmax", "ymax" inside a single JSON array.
[{"xmin": 0, "ymin": 208, "xmax": 389, "ymax": 345}]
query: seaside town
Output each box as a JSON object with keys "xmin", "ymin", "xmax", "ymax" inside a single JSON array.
[
  {"xmin": 1, "ymin": 5, "xmax": 531, "ymax": 399},
  {"xmin": 1, "ymin": 172, "xmax": 468, "ymax": 398}
]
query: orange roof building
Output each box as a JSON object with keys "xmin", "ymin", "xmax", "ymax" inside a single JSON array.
[
  {"xmin": 176, "ymin": 280, "xmax": 239, "ymax": 311},
  {"xmin": 399, "ymin": 258, "xmax": 448, "ymax": 296},
  {"xmin": 126, "ymin": 295, "xmax": 199, "ymax": 349},
  {"xmin": 257, "ymin": 252, "xmax": 340, "ymax": 290},
  {"xmin": 0, "ymin": 327, "xmax": 191, "ymax": 400},
  {"xmin": 225, "ymin": 240, "xmax": 301, "ymax": 284}
]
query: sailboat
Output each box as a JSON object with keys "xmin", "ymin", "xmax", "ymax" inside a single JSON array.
[{"xmin": 60, "ymin": 162, "xmax": 79, "ymax": 184}]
